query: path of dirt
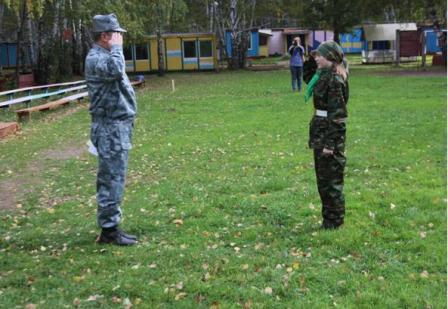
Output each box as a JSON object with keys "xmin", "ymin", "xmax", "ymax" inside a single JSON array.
[{"xmin": 0, "ymin": 143, "xmax": 86, "ymax": 211}]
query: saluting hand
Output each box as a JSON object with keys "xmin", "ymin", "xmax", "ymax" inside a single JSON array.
[{"xmin": 110, "ymin": 32, "xmax": 123, "ymax": 46}]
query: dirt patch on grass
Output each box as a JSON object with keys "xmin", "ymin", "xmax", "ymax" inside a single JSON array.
[
  {"xmin": 0, "ymin": 177, "xmax": 27, "ymax": 210},
  {"xmin": 41, "ymin": 143, "xmax": 86, "ymax": 160},
  {"xmin": 0, "ymin": 142, "xmax": 86, "ymax": 211}
]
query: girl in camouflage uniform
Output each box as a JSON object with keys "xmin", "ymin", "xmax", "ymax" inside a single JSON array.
[{"xmin": 305, "ymin": 41, "xmax": 349, "ymax": 229}]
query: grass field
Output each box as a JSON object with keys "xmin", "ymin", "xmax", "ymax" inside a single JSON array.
[{"xmin": 0, "ymin": 65, "xmax": 446, "ymax": 308}]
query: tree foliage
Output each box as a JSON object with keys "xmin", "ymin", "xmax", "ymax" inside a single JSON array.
[{"xmin": 0, "ymin": 0, "xmax": 445, "ymax": 83}]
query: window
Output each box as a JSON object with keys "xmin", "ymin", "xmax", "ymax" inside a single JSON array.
[
  {"xmin": 135, "ymin": 44, "xmax": 148, "ymax": 60},
  {"xmin": 259, "ymin": 35, "xmax": 268, "ymax": 46},
  {"xmin": 199, "ymin": 41, "xmax": 212, "ymax": 57},
  {"xmin": 123, "ymin": 45, "xmax": 133, "ymax": 60},
  {"xmin": 372, "ymin": 40, "xmax": 391, "ymax": 50},
  {"xmin": 183, "ymin": 41, "xmax": 197, "ymax": 58}
]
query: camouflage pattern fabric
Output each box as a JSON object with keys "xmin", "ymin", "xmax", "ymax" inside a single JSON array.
[
  {"xmin": 316, "ymin": 40, "xmax": 344, "ymax": 64},
  {"xmin": 308, "ymin": 66, "xmax": 349, "ymax": 227},
  {"xmin": 85, "ymin": 43, "xmax": 137, "ymax": 228},
  {"xmin": 313, "ymin": 149, "xmax": 346, "ymax": 226}
]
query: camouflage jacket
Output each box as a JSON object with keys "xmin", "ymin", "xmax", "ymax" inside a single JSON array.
[
  {"xmin": 309, "ymin": 67, "xmax": 349, "ymax": 151},
  {"xmin": 85, "ymin": 44, "xmax": 136, "ymax": 121}
]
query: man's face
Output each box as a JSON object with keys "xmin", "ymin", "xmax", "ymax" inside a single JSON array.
[{"xmin": 100, "ymin": 32, "xmax": 121, "ymax": 49}]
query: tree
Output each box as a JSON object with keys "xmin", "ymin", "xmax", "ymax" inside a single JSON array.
[{"xmin": 303, "ymin": 0, "xmax": 364, "ymax": 43}]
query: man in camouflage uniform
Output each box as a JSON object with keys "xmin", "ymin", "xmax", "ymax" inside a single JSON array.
[
  {"xmin": 85, "ymin": 14, "xmax": 137, "ymax": 245},
  {"xmin": 307, "ymin": 41, "xmax": 349, "ymax": 229}
]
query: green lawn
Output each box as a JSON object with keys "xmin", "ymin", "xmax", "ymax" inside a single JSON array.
[{"xmin": 0, "ymin": 67, "xmax": 446, "ymax": 308}]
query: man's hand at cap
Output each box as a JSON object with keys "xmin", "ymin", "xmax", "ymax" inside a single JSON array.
[{"xmin": 110, "ymin": 32, "xmax": 123, "ymax": 46}]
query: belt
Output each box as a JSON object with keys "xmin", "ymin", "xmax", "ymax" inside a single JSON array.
[{"xmin": 315, "ymin": 109, "xmax": 327, "ymax": 117}]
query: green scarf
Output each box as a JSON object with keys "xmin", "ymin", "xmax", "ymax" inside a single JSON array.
[{"xmin": 304, "ymin": 70, "xmax": 321, "ymax": 103}]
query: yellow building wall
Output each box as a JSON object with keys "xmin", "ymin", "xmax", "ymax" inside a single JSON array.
[
  {"xmin": 135, "ymin": 60, "xmax": 150, "ymax": 72},
  {"xmin": 259, "ymin": 45, "xmax": 269, "ymax": 57},
  {"xmin": 182, "ymin": 38, "xmax": 198, "ymax": 70},
  {"xmin": 198, "ymin": 37, "xmax": 215, "ymax": 70},
  {"xmin": 150, "ymin": 39, "xmax": 159, "ymax": 71},
  {"xmin": 166, "ymin": 38, "xmax": 182, "ymax": 71}
]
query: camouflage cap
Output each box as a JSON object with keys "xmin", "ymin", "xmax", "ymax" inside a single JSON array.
[
  {"xmin": 315, "ymin": 40, "xmax": 344, "ymax": 64},
  {"xmin": 92, "ymin": 14, "xmax": 126, "ymax": 33}
]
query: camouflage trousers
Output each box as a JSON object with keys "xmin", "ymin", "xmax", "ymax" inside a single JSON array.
[
  {"xmin": 313, "ymin": 149, "xmax": 346, "ymax": 226},
  {"xmin": 91, "ymin": 119, "xmax": 133, "ymax": 228}
]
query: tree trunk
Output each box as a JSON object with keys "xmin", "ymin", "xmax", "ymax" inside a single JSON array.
[
  {"xmin": 333, "ymin": 28, "xmax": 340, "ymax": 44},
  {"xmin": 249, "ymin": 0, "xmax": 257, "ymax": 28},
  {"xmin": 230, "ymin": 0, "xmax": 239, "ymax": 69},
  {"xmin": 15, "ymin": 0, "xmax": 28, "ymax": 87},
  {"xmin": 157, "ymin": 30, "xmax": 165, "ymax": 76},
  {"xmin": 0, "ymin": 2, "xmax": 5, "ymax": 40}
]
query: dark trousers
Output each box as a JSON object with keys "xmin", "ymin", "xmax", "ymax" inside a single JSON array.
[
  {"xmin": 290, "ymin": 66, "xmax": 303, "ymax": 91},
  {"xmin": 313, "ymin": 149, "xmax": 346, "ymax": 226}
]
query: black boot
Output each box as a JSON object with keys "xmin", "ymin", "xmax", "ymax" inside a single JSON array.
[
  {"xmin": 116, "ymin": 228, "xmax": 137, "ymax": 241},
  {"xmin": 97, "ymin": 228, "xmax": 138, "ymax": 246},
  {"xmin": 320, "ymin": 220, "xmax": 343, "ymax": 230}
]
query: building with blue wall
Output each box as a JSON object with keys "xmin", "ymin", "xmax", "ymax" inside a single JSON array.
[
  {"xmin": 225, "ymin": 29, "xmax": 271, "ymax": 58},
  {"xmin": 0, "ymin": 43, "xmax": 17, "ymax": 68}
]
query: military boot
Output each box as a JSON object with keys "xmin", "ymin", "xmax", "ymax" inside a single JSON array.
[
  {"xmin": 320, "ymin": 219, "xmax": 343, "ymax": 230},
  {"xmin": 97, "ymin": 228, "xmax": 138, "ymax": 246}
]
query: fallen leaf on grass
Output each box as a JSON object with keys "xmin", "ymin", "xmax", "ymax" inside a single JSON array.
[
  {"xmin": 242, "ymin": 264, "xmax": 249, "ymax": 271},
  {"xmin": 176, "ymin": 282, "xmax": 184, "ymax": 290},
  {"xmin": 419, "ymin": 231, "xmax": 426, "ymax": 239},
  {"xmin": 25, "ymin": 304, "xmax": 36, "ymax": 309},
  {"xmin": 173, "ymin": 219, "xmax": 183, "ymax": 226},
  {"xmin": 390, "ymin": 203, "xmax": 396, "ymax": 210},
  {"xmin": 263, "ymin": 287, "xmax": 273, "ymax": 295},
  {"xmin": 123, "ymin": 298, "xmax": 132, "ymax": 309},
  {"xmin": 420, "ymin": 271, "xmax": 429, "ymax": 278},
  {"xmin": 175, "ymin": 292, "xmax": 187, "ymax": 300},
  {"xmin": 112, "ymin": 296, "xmax": 122, "ymax": 303},
  {"xmin": 243, "ymin": 299, "xmax": 253, "ymax": 309},
  {"xmin": 87, "ymin": 294, "xmax": 103, "ymax": 301},
  {"xmin": 73, "ymin": 276, "xmax": 85, "ymax": 283}
]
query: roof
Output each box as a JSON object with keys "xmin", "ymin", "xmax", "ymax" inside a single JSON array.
[
  {"xmin": 258, "ymin": 29, "xmax": 273, "ymax": 36},
  {"xmin": 363, "ymin": 23, "xmax": 417, "ymax": 41},
  {"xmin": 282, "ymin": 29, "xmax": 312, "ymax": 35},
  {"xmin": 145, "ymin": 32, "xmax": 215, "ymax": 39}
]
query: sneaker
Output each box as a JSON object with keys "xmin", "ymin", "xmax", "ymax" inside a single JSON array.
[{"xmin": 97, "ymin": 229, "xmax": 138, "ymax": 246}]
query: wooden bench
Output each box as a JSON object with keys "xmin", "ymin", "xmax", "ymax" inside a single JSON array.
[
  {"xmin": 0, "ymin": 80, "xmax": 85, "ymax": 102},
  {"xmin": 0, "ymin": 85, "xmax": 87, "ymax": 109},
  {"xmin": 16, "ymin": 92, "xmax": 88, "ymax": 121},
  {"xmin": 15, "ymin": 79, "xmax": 145, "ymax": 121}
]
